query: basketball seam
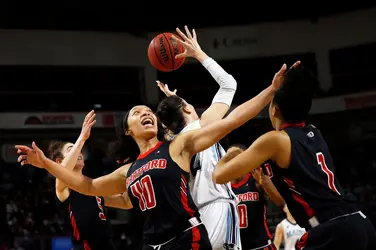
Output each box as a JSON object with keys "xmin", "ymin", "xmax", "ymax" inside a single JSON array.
[
  {"xmin": 162, "ymin": 33, "xmax": 174, "ymax": 70},
  {"xmin": 153, "ymin": 36, "xmax": 167, "ymax": 71}
]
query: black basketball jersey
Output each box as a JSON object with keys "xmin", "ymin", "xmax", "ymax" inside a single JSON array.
[
  {"xmin": 231, "ymin": 173, "xmax": 272, "ymax": 249},
  {"xmin": 126, "ymin": 141, "xmax": 200, "ymax": 245},
  {"xmin": 58, "ymin": 190, "xmax": 113, "ymax": 250},
  {"xmin": 264, "ymin": 123, "xmax": 356, "ymax": 229}
]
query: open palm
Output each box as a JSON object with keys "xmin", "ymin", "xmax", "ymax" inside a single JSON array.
[
  {"xmin": 80, "ymin": 110, "xmax": 96, "ymax": 141},
  {"xmin": 16, "ymin": 142, "xmax": 46, "ymax": 168}
]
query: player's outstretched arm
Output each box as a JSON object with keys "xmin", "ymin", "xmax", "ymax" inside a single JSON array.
[
  {"xmin": 213, "ymin": 131, "xmax": 282, "ymax": 184},
  {"xmin": 174, "ymin": 61, "xmax": 298, "ymax": 161},
  {"xmin": 177, "ymin": 84, "xmax": 275, "ymax": 159},
  {"xmin": 173, "ymin": 26, "xmax": 237, "ymax": 124},
  {"xmin": 104, "ymin": 192, "xmax": 133, "ymax": 210},
  {"xmin": 56, "ymin": 110, "xmax": 96, "ymax": 201},
  {"xmin": 16, "ymin": 142, "xmax": 129, "ymax": 197}
]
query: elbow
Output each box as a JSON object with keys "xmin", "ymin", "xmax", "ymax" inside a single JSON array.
[
  {"xmin": 212, "ymin": 170, "xmax": 227, "ymax": 184},
  {"xmin": 229, "ymin": 74, "xmax": 237, "ymax": 91}
]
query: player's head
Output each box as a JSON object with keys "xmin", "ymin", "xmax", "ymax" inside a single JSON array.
[
  {"xmin": 110, "ymin": 105, "xmax": 166, "ymax": 164},
  {"xmin": 269, "ymin": 65, "xmax": 317, "ymax": 130},
  {"xmin": 228, "ymin": 143, "xmax": 247, "ymax": 153},
  {"xmin": 156, "ymin": 95, "xmax": 199, "ymax": 134},
  {"xmin": 48, "ymin": 140, "xmax": 84, "ymax": 172}
]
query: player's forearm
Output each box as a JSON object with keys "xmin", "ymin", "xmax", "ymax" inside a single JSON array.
[
  {"xmin": 225, "ymin": 85, "xmax": 274, "ymax": 128},
  {"xmin": 57, "ymin": 136, "xmax": 86, "ymax": 190},
  {"xmin": 104, "ymin": 194, "xmax": 133, "ymax": 210},
  {"xmin": 61, "ymin": 136, "xmax": 85, "ymax": 170},
  {"xmin": 217, "ymin": 149, "xmax": 243, "ymax": 169},
  {"xmin": 202, "ymin": 57, "xmax": 237, "ymax": 107},
  {"xmin": 261, "ymin": 176, "xmax": 285, "ymax": 207},
  {"xmin": 42, "ymin": 157, "xmax": 93, "ymax": 195}
]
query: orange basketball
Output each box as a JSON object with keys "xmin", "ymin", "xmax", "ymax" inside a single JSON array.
[{"xmin": 148, "ymin": 33, "xmax": 186, "ymax": 72}]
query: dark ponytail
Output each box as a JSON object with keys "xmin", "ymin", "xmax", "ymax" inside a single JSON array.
[{"xmin": 109, "ymin": 110, "xmax": 168, "ymax": 164}]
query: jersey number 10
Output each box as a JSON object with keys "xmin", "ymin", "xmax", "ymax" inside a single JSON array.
[{"xmin": 130, "ymin": 175, "xmax": 157, "ymax": 211}]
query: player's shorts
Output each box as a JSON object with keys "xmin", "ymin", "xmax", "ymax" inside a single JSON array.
[
  {"xmin": 143, "ymin": 224, "xmax": 211, "ymax": 250},
  {"xmin": 296, "ymin": 211, "xmax": 376, "ymax": 250},
  {"xmin": 199, "ymin": 199, "xmax": 241, "ymax": 250}
]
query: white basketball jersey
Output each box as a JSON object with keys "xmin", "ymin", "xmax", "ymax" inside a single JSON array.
[
  {"xmin": 180, "ymin": 120, "xmax": 237, "ymax": 209},
  {"xmin": 280, "ymin": 219, "xmax": 306, "ymax": 250}
]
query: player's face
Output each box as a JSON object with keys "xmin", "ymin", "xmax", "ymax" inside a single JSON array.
[
  {"xmin": 61, "ymin": 142, "xmax": 85, "ymax": 171},
  {"xmin": 127, "ymin": 105, "xmax": 158, "ymax": 140}
]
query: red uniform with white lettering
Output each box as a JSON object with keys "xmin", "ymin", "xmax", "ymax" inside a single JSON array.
[
  {"xmin": 58, "ymin": 190, "xmax": 114, "ymax": 250},
  {"xmin": 126, "ymin": 142, "xmax": 211, "ymax": 249},
  {"xmin": 232, "ymin": 173, "xmax": 273, "ymax": 249}
]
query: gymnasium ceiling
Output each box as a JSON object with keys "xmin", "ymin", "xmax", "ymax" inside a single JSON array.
[{"xmin": 0, "ymin": 2, "xmax": 375, "ymax": 37}]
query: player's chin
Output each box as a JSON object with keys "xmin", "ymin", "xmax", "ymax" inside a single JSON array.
[
  {"xmin": 74, "ymin": 164, "xmax": 84, "ymax": 171},
  {"xmin": 141, "ymin": 126, "xmax": 158, "ymax": 138}
]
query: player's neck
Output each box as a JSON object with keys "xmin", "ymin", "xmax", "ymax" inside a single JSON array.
[
  {"xmin": 287, "ymin": 215, "xmax": 296, "ymax": 224},
  {"xmin": 137, "ymin": 137, "xmax": 160, "ymax": 155},
  {"xmin": 185, "ymin": 113, "xmax": 198, "ymax": 124}
]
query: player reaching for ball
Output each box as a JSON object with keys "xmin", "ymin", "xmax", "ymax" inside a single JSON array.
[
  {"xmin": 156, "ymin": 26, "xmax": 242, "ymax": 250},
  {"xmin": 16, "ymin": 59, "xmax": 287, "ymax": 250},
  {"xmin": 157, "ymin": 26, "xmax": 240, "ymax": 250}
]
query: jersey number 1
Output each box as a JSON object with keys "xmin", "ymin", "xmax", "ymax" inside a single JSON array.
[
  {"xmin": 316, "ymin": 152, "xmax": 341, "ymax": 195},
  {"xmin": 130, "ymin": 175, "xmax": 156, "ymax": 211}
]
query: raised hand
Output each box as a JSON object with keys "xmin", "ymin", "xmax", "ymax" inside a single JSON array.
[
  {"xmin": 79, "ymin": 110, "xmax": 96, "ymax": 141},
  {"xmin": 271, "ymin": 61, "xmax": 301, "ymax": 91},
  {"xmin": 156, "ymin": 80, "xmax": 177, "ymax": 97},
  {"xmin": 252, "ymin": 167, "xmax": 264, "ymax": 185},
  {"xmin": 16, "ymin": 142, "xmax": 47, "ymax": 168},
  {"xmin": 172, "ymin": 25, "xmax": 206, "ymax": 60}
]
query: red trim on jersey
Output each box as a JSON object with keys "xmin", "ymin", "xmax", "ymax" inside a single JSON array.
[
  {"xmin": 70, "ymin": 213, "xmax": 81, "ymax": 240},
  {"xmin": 180, "ymin": 174, "xmax": 195, "ymax": 216},
  {"xmin": 296, "ymin": 231, "xmax": 309, "ymax": 250},
  {"xmin": 283, "ymin": 177, "xmax": 316, "ymax": 217},
  {"xmin": 83, "ymin": 241, "xmax": 91, "ymax": 250},
  {"xmin": 137, "ymin": 142, "xmax": 162, "ymax": 159},
  {"xmin": 191, "ymin": 226, "xmax": 201, "ymax": 250},
  {"xmin": 263, "ymin": 205, "xmax": 273, "ymax": 239},
  {"xmin": 281, "ymin": 122, "xmax": 305, "ymax": 129},
  {"xmin": 231, "ymin": 173, "xmax": 251, "ymax": 189},
  {"xmin": 68, "ymin": 204, "xmax": 92, "ymax": 249},
  {"xmin": 68, "ymin": 204, "xmax": 80, "ymax": 240}
]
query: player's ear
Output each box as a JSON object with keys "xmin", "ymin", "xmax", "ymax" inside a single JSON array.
[
  {"xmin": 182, "ymin": 105, "xmax": 191, "ymax": 115},
  {"xmin": 272, "ymin": 104, "xmax": 281, "ymax": 119},
  {"xmin": 56, "ymin": 158, "xmax": 63, "ymax": 165}
]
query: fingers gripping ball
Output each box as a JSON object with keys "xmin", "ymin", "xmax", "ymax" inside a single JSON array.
[{"xmin": 148, "ymin": 33, "xmax": 186, "ymax": 72}]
